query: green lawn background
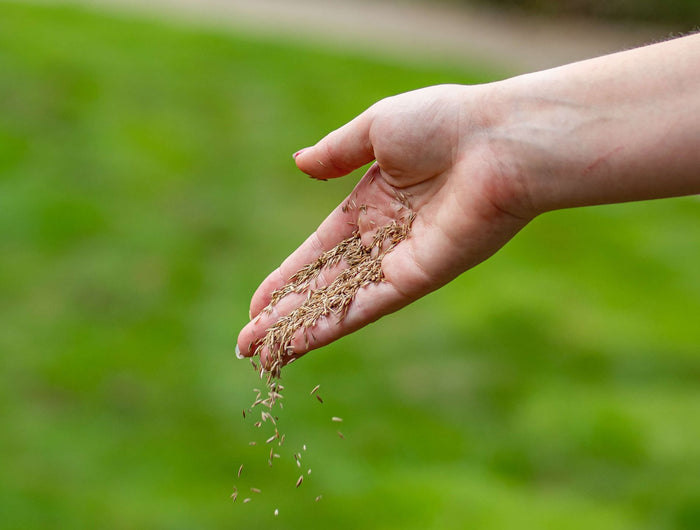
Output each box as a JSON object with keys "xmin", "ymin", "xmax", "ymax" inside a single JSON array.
[{"xmin": 1, "ymin": 2, "xmax": 699, "ymax": 529}]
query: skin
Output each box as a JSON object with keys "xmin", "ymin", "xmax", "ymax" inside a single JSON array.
[{"xmin": 237, "ymin": 33, "xmax": 700, "ymax": 368}]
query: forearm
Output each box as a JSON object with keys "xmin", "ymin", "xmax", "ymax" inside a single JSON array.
[{"xmin": 488, "ymin": 33, "xmax": 700, "ymax": 216}]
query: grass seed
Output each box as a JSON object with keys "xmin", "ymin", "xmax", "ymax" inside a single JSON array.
[
  {"xmin": 241, "ymin": 198, "xmax": 414, "ymax": 507},
  {"xmin": 253, "ymin": 206, "xmax": 414, "ymax": 381}
]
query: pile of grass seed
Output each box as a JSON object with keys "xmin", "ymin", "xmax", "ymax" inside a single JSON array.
[{"xmin": 254, "ymin": 200, "xmax": 415, "ymax": 382}]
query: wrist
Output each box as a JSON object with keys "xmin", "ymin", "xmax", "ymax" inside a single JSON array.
[{"xmin": 464, "ymin": 76, "xmax": 554, "ymax": 220}]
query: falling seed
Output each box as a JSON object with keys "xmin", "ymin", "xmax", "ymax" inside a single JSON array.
[
  {"xmin": 307, "ymin": 469, "xmax": 312, "ymax": 475},
  {"xmin": 278, "ymin": 434, "xmax": 285, "ymax": 446},
  {"xmin": 274, "ymin": 509, "xmax": 279, "ymax": 516},
  {"xmin": 243, "ymin": 204, "xmax": 414, "ymax": 486},
  {"xmin": 237, "ymin": 465, "xmax": 243, "ymax": 477},
  {"xmin": 254, "ymin": 421, "xmax": 262, "ymax": 428},
  {"xmin": 243, "ymin": 498, "xmax": 251, "ymax": 504},
  {"xmin": 249, "ymin": 441, "xmax": 256, "ymax": 446},
  {"xmin": 315, "ymin": 495, "xmax": 323, "ymax": 502},
  {"xmin": 231, "ymin": 487, "xmax": 238, "ymax": 502},
  {"xmin": 242, "ymin": 409, "xmax": 246, "ymax": 419},
  {"xmin": 251, "ymin": 488, "xmax": 261, "ymax": 494},
  {"xmin": 266, "ymin": 435, "xmax": 276, "ymax": 444},
  {"xmin": 303, "ymin": 444, "xmax": 307, "ymax": 451},
  {"xmin": 296, "ymin": 475, "xmax": 304, "ymax": 488}
]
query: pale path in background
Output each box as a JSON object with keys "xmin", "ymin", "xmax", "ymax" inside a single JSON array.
[{"xmin": 24, "ymin": 0, "xmax": 670, "ymax": 74}]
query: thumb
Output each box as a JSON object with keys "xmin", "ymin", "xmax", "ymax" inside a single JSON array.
[{"xmin": 294, "ymin": 110, "xmax": 375, "ymax": 180}]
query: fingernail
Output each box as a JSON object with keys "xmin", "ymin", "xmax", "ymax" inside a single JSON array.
[
  {"xmin": 293, "ymin": 147, "xmax": 309, "ymax": 160},
  {"xmin": 235, "ymin": 344, "xmax": 244, "ymax": 359}
]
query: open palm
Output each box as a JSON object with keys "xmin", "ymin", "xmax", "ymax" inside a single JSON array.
[{"xmin": 237, "ymin": 85, "xmax": 528, "ymax": 366}]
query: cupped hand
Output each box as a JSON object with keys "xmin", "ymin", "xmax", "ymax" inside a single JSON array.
[{"xmin": 236, "ymin": 84, "xmax": 529, "ymax": 367}]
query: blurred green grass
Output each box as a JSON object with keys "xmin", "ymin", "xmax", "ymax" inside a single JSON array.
[{"xmin": 1, "ymin": 2, "xmax": 699, "ymax": 529}]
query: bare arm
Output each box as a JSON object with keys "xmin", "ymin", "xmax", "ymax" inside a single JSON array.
[
  {"xmin": 493, "ymin": 32, "xmax": 700, "ymax": 216},
  {"xmin": 237, "ymin": 34, "xmax": 700, "ymax": 366}
]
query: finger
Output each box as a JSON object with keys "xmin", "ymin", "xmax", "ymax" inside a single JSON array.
[
  {"xmin": 237, "ymin": 211, "xmax": 429, "ymax": 365},
  {"xmin": 246, "ymin": 202, "xmax": 357, "ymax": 322},
  {"xmin": 282, "ymin": 279, "xmax": 412, "ymax": 357},
  {"xmin": 295, "ymin": 109, "xmax": 375, "ymax": 180},
  {"xmin": 246, "ymin": 165, "xmax": 391, "ymax": 323},
  {"xmin": 239, "ymin": 274, "xmax": 413, "ymax": 368},
  {"xmin": 245, "ymin": 229, "xmax": 435, "ymax": 368}
]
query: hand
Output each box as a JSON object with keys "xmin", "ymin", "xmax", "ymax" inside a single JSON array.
[{"xmin": 236, "ymin": 84, "xmax": 529, "ymax": 367}]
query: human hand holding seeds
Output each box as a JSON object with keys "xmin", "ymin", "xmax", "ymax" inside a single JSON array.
[
  {"xmin": 237, "ymin": 34, "xmax": 700, "ymax": 370},
  {"xmin": 237, "ymin": 84, "xmax": 528, "ymax": 369}
]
